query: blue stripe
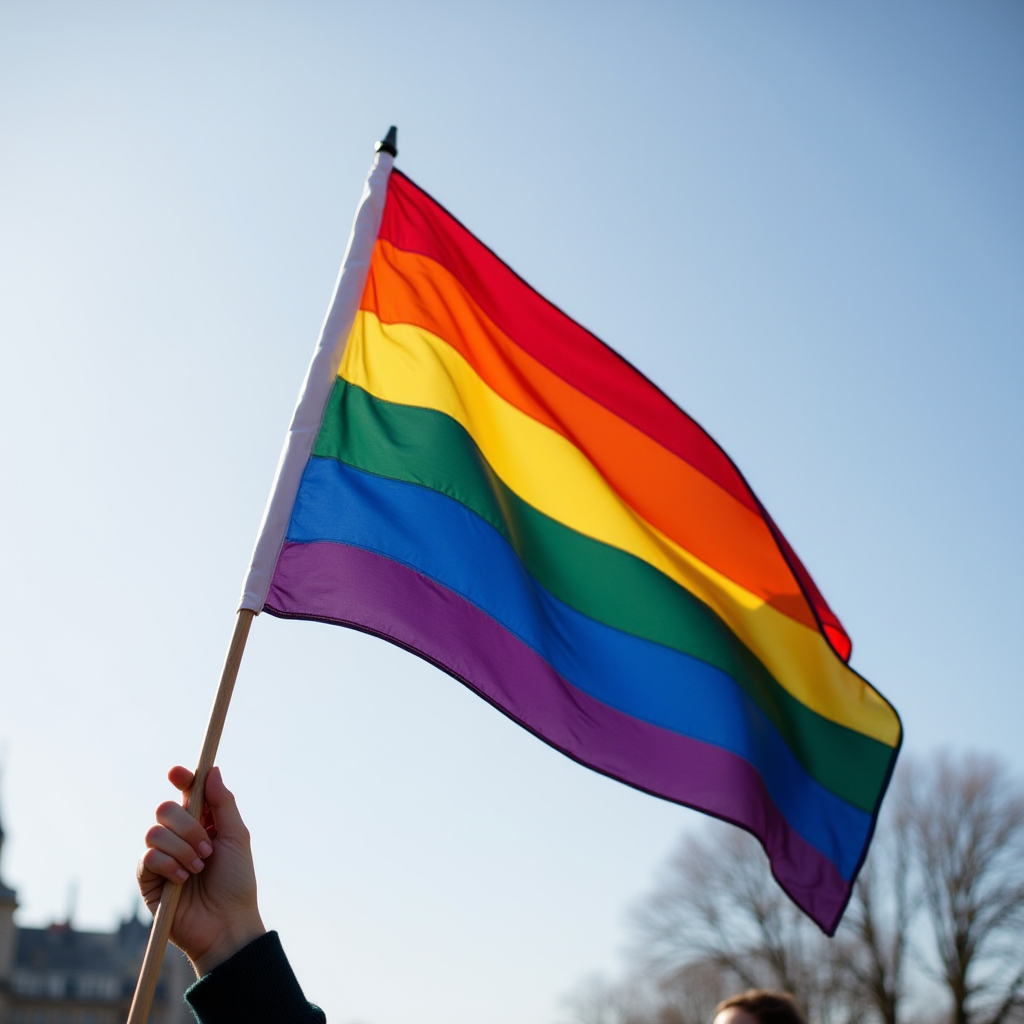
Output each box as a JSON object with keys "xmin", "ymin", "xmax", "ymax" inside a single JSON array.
[{"xmin": 289, "ymin": 456, "xmax": 870, "ymax": 877}]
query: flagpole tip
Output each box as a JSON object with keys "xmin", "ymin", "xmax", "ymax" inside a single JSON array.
[{"xmin": 375, "ymin": 126, "xmax": 398, "ymax": 158}]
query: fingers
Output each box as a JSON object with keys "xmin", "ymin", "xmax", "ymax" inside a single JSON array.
[
  {"xmin": 168, "ymin": 765, "xmax": 195, "ymax": 793},
  {"xmin": 137, "ymin": 857, "xmax": 166, "ymax": 915},
  {"xmin": 145, "ymin": 801, "xmax": 214, "ymax": 875},
  {"xmin": 166, "ymin": 766, "xmax": 240, "ymax": 836},
  {"xmin": 140, "ymin": 844, "xmax": 193, "ymax": 886},
  {"xmin": 137, "ymin": 765, "xmax": 239, "ymax": 922},
  {"xmin": 139, "ymin": 765, "xmax": 245, "ymax": 887}
]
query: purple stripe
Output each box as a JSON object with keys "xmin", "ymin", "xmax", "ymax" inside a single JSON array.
[{"xmin": 267, "ymin": 540, "xmax": 851, "ymax": 932}]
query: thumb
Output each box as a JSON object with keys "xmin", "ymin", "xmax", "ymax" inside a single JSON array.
[{"xmin": 202, "ymin": 767, "xmax": 247, "ymax": 839}]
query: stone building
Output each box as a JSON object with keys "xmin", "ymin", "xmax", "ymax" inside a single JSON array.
[{"xmin": 0, "ymin": 807, "xmax": 192, "ymax": 1024}]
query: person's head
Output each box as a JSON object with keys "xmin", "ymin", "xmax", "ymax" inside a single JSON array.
[{"xmin": 712, "ymin": 990, "xmax": 807, "ymax": 1024}]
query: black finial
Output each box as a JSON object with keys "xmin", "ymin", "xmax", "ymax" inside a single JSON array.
[{"xmin": 375, "ymin": 126, "xmax": 398, "ymax": 158}]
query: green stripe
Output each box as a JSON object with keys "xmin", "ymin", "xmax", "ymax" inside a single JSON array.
[{"xmin": 315, "ymin": 379, "xmax": 892, "ymax": 812}]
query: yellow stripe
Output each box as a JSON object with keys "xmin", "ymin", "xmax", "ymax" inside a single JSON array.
[{"xmin": 340, "ymin": 311, "xmax": 900, "ymax": 746}]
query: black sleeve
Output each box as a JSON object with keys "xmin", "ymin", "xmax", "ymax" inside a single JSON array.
[{"xmin": 184, "ymin": 931, "xmax": 326, "ymax": 1024}]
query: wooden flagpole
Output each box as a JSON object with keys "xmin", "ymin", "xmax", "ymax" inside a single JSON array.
[
  {"xmin": 125, "ymin": 128, "xmax": 396, "ymax": 1024},
  {"xmin": 126, "ymin": 607, "xmax": 255, "ymax": 1024}
]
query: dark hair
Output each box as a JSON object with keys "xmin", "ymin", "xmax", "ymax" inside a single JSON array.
[{"xmin": 715, "ymin": 990, "xmax": 807, "ymax": 1024}]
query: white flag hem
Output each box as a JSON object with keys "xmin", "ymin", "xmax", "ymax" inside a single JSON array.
[{"xmin": 238, "ymin": 149, "xmax": 394, "ymax": 612}]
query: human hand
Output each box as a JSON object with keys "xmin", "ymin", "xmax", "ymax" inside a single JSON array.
[{"xmin": 138, "ymin": 765, "xmax": 266, "ymax": 976}]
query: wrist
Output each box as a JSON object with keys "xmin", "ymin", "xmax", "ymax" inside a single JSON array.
[{"xmin": 191, "ymin": 913, "xmax": 267, "ymax": 977}]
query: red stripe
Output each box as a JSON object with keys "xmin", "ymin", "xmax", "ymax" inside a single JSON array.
[{"xmin": 381, "ymin": 171, "xmax": 756, "ymax": 508}]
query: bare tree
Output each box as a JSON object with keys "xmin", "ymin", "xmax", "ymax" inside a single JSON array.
[
  {"xmin": 628, "ymin": 823, "xmax": 858, "ymax": 1023},
  {"xmin": 653, "ymin": 958, "xmax": 744, "ymax": 1024},
  {"xmin": 910, "ymin": 753, "xmax": 1024, "ymax": 1024},
  {"xmin": 562, "ymin": 751, "xmax": 1024, "ymax": 1024},
  {"xmin": 843, "ymin": 764, "xmax": 919, "ymax": 1024}
]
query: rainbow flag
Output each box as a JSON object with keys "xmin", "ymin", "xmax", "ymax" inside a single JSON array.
[{"xmin": 241, "ymin": 138, "xmax": 901, "ymax": 934}]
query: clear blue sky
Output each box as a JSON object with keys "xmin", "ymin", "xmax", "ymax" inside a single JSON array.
[{"xmin": 1, "ymin": 3, "xmax": 1022, "ymax": 1023}]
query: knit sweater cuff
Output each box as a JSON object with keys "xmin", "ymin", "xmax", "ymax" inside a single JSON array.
[{"xmin": 185, "ymin": 931, "xmax": 325, "ymax": 1024}]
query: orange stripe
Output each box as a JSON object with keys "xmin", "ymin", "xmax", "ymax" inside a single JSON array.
[{"xmin": 362, "ymin": 240, "xmax": 818, "ymax": 633}]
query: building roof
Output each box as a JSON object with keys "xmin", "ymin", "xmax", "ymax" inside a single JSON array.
[{"xmin": 15, "ymin": 914, "xmax": 151, "ymax": 975}]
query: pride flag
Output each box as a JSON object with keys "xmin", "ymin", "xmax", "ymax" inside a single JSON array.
[{"xmin": 241, "ymin": 139, "xmax": 901, "ymax": 934}]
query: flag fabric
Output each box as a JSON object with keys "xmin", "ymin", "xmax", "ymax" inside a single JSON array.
[{"xmin": 241, "ymin": 145, "xmax": 901, "ymax": 934}]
